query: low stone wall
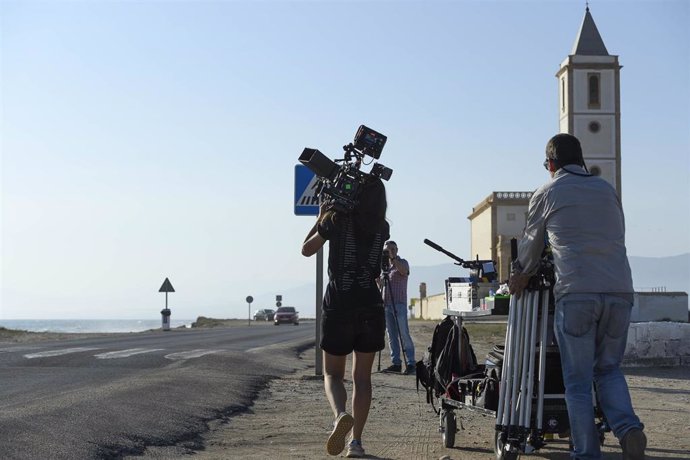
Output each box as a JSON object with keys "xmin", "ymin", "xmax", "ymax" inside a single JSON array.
[
  {"xmin": 623, "ymin": 321, "xmax": 690, "ymax": 367},
  {"xmin": 412, "ymin": 294, "xmax": 690, "ymax": 367}
]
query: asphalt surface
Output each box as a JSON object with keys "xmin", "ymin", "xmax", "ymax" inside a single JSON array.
[{"xmin": 0, "ymin": 323, "xmax": 314, "ymax": 459}]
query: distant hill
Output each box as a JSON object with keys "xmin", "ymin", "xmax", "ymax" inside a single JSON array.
[{"xmin": 273, "ymin": 254, "xmax": 689, "ymax": 318}]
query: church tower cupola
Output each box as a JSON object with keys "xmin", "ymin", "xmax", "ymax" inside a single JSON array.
[{"xmin": 557, "ymin": 7, "xmax": 623, "ymax": 197}]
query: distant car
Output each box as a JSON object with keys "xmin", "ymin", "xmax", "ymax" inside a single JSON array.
[
  {"xmin": 253, "ymin": 309, "xmax": 275, "ymax": 321},
  {"xmin": 274, "ymin": 306, "xmax": 299, "ymax": 325}
]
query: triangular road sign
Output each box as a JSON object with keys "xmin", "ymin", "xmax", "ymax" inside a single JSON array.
[{"xmin": 159, "ymin": 278, "xmax": 175, "ymax": 293}]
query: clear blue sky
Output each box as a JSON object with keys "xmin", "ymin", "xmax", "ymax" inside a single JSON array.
[{"xmin": 2, "ymin": 0, "xmax": 688, "ymax": 320}]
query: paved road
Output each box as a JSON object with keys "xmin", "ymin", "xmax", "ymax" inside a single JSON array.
[{"xmin": 0, "ymin": 324, "xmax": 314, "ymax": 459}]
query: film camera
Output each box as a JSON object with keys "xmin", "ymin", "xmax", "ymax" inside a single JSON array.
[
  {"xmin": 381, "ymin": 249, "xmax": 391, "ymax": 271},
  {"xmin": 299, "ymin": 125, "xmax": 393, "ymax": 213}
]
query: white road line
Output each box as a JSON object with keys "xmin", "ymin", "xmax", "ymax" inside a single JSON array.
[
  {"xmin": 164, "ymin": 349, "xmax": 224, "ymax": 360},
  {"xmin": 24, "ymin": 347, "xmax": 101, "ymax": 359},
  {"xmin": 247, "ymin": 338, "xmax": 302, "ymax": 353},
  {"xmin": 94, "ymin": 348, "xmax": 164, "ymax": 359}
]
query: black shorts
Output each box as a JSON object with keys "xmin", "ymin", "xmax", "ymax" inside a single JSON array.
[{"xmin": 320, "ymin": 307, "xmax": 385, "ymax": 356}]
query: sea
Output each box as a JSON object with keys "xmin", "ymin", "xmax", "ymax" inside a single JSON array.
[{"xmin": 0, "ymin": 319, "xmax": 194, "ymax": 334}]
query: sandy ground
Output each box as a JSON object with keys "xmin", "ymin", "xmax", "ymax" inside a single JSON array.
[{"xmin": 191, "ymin": 320, "xmax": 690, "ymax": 460}]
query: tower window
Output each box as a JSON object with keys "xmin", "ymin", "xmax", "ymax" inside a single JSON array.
[
  {"xmin": 588, "ymin": 73, "xmax": 601, "ymax": 109},
  {"xmin": 589, "ymin": 121, "xmax": 601, "ymax": 133},
  {"xmin": 590, "ymin": 166, "xmax": 602, "ymax": 176}
]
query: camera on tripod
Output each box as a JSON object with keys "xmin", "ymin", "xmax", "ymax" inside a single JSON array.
[
  {"xmin": 298, "ymin": 125, "xmax": 393, "ymax": 213},
  {"xmin": 381, "ymin": 249, "xmax": 391, "ymax": 272}
]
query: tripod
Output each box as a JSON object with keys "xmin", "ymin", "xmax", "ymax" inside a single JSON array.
[{"xmin": 377, "ymin": 268, "xmax": 409, "ymax": 372}]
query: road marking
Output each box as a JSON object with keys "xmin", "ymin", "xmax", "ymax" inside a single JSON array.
[
  {"xmin": 164, "ymin": 349, "xmax": 224, "ymax": 360},
  {"xmin": 247, "ymin": 338, "xmax": 305, "ymax": 353},
  {"xmin": 24, "ymin": 347, "xmax": 101, "ymax": 359},
  {"xmin": 94, "ymin": 348, "xmax": 164, "ymax": 359}
]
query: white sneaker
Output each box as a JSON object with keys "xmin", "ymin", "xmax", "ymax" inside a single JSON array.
[
  {"xmin": 326, "ymin": 412, "xmax": 354, "ymax": 455},
  {"xmin": 346, "ymin": 439, "xmax": 365, "ymax": 458}
]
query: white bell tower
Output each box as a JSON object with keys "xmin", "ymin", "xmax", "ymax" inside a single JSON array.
[{"xmin": 556, "ymin": 7, "xmax": 622, "ymax": 196}]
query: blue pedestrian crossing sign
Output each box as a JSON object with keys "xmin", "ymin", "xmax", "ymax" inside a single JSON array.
[{"xmin": 294, "ymin": 165, "xmax": 320, "ymax": 216}]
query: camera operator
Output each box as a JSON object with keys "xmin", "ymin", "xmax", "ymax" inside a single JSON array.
[
  {"xmin": 379, "ymin": 241, "xmax": 416, "ymax": 375},
  {"xmin": 509, "ymin": 134, "xmax": 645, "ymax": 460},
  {"xmin": 302, "ymin": 176, "xmax": 389, "ymax": 458}
]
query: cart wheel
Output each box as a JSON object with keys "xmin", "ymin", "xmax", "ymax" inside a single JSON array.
[
  {"xmin": 494, "ymin": 430, "xmax": 519, "ymax": 460},
  {"xmin": 441, "ymin": 410, "xmax": 456, "ymax": 448}
]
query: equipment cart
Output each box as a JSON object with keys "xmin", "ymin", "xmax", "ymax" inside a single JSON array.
[{"xmin": 424, "ymin": 239, "xmax": 608, "ymax": 459}]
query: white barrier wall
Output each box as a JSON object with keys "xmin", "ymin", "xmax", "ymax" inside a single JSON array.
[
  {"xmin": 632, "ymin": 292, "xmax": 688, "ymax": 323},
  {"xmin": 623, "ymin": 322, "xmax": 690, "ymax": 367},
  {"xmin": 412, "ymin": 291, "xmax": 690, "ymax": 366}
]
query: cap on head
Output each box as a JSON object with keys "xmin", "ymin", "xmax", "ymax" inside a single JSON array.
[
  {"xmin": 545, "ymin": 133, "xmax": 585, "ymax": 168},
  {"xmin": 385, "ymin": 240, "xmax": 397, "ymax": 248}
]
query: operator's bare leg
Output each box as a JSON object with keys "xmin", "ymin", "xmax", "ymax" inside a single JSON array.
[
  {"xmin": 351, "ymin": 351, "xmax": 376, "ymax": 441},
  {"xmin": 324, "ymin": 352, "xmax": 347, "ymax": 416}
]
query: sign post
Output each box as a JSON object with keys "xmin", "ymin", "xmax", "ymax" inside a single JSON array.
[
  {"xmin": 294, "ymin": 165, "xmax": 323, "ymax": 375},
  {"xmin": 159, "ymin": 278, "xmax": 175, "ymax": 331},
  {"xmin": 315, "ymin": 248, "xmax": 323, "ymax": 375},
  {"xmin": 246, "ymin": 295, "xmax": 253, "ymax": 327}
]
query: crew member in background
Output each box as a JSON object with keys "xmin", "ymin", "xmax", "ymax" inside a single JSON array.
[
  {"xmin": 302, "ymin": 177, "xmax": 389, "ymax": 458},
  {"xmin": 380, "ymin": 241, "xmax": 416, "ymax": 375},
  {"xmin": 509, "ymin": 133, "xmax": 645, "ymax": 460}
]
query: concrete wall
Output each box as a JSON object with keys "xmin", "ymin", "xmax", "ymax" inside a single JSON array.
[
  {"xmin": 632, "ymin": 292, "xmax": 688, "ymax": 323},
  {"xmin": 414, "ymin": 292, "xmax": 689, "ymax": 323},
  {"xmin": 470, "ymin": 207, "xmax": 492, "ymax": 261},
  {"xmin": 623, "ymin": 322, "xmax": 690, "ymax": 367}
]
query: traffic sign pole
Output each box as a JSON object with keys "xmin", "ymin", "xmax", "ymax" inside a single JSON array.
[
  {"xmin": 246, "ymin": 295, "xmax": 254, "ymax": 327},
  {"xmin": 294, "ymin": 164, "xmax": 323, "ymax": 376},
  {"xmin": 159, "ymin": 278, "xmax": 175, "ymax": 332},
  {"xmin": 315, "ymin": 248, "xmax": 323, "ymax": 376}
]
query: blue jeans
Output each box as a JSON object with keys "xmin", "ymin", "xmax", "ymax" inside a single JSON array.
[
  {"xmin": 385, "ymin": 302, "xmax": 415, "ymax": 366},
  {"xmin": 554, "ymin": 293, "xmax": 642, "ymax": 460}
]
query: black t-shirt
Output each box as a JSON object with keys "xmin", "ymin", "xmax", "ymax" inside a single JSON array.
[{"xmin": 317, "ymin": 215, "xmax": 390, "ymax": 310}]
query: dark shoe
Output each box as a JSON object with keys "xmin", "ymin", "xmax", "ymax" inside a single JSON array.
[
  {"xmin": 382, "ymin": 364, "xmax": 402, "ymax": 373},
  {"xmin": 404, "ymin": 365, "xmax": 416, "ymax": 375},
  {"xmin": 621, "ymin": 428, "xmax": 646, "ymax": 460}
]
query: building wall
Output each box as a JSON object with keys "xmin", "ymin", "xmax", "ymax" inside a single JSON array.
[
  {"xmin": 572, "ymin": 68, "xmax": 616, "ymax": 112},
  {"xmin": 470, "ymin": 207, "xmax": 493, "ymax": 261},
  {"xmin": 558, "ymin": 55, "xmax": 621, "ymax": 194},
  {"xmin": 574, "ymin": 115, "xmax": 616, "ymax": 156},
  {"xmin": 411, "ymin": 293, "xmax": 447, "ymax": 320},
  {"xmin": 496, "ymin": 204, "xmax": 528, "ymax": 236},
  {"xmin": 469, "ymin": 193, "xmax": 531, "ymax": 282}
]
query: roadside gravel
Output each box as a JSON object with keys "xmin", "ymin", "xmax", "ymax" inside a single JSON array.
[{"xmin": 191, "ymin": 320, "xmax": 690, "ymax": 459}]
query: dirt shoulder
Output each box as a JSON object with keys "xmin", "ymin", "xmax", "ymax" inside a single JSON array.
[{"xmin": 191, "ymin": 320, "xmax": 690, "ymax": 460}]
